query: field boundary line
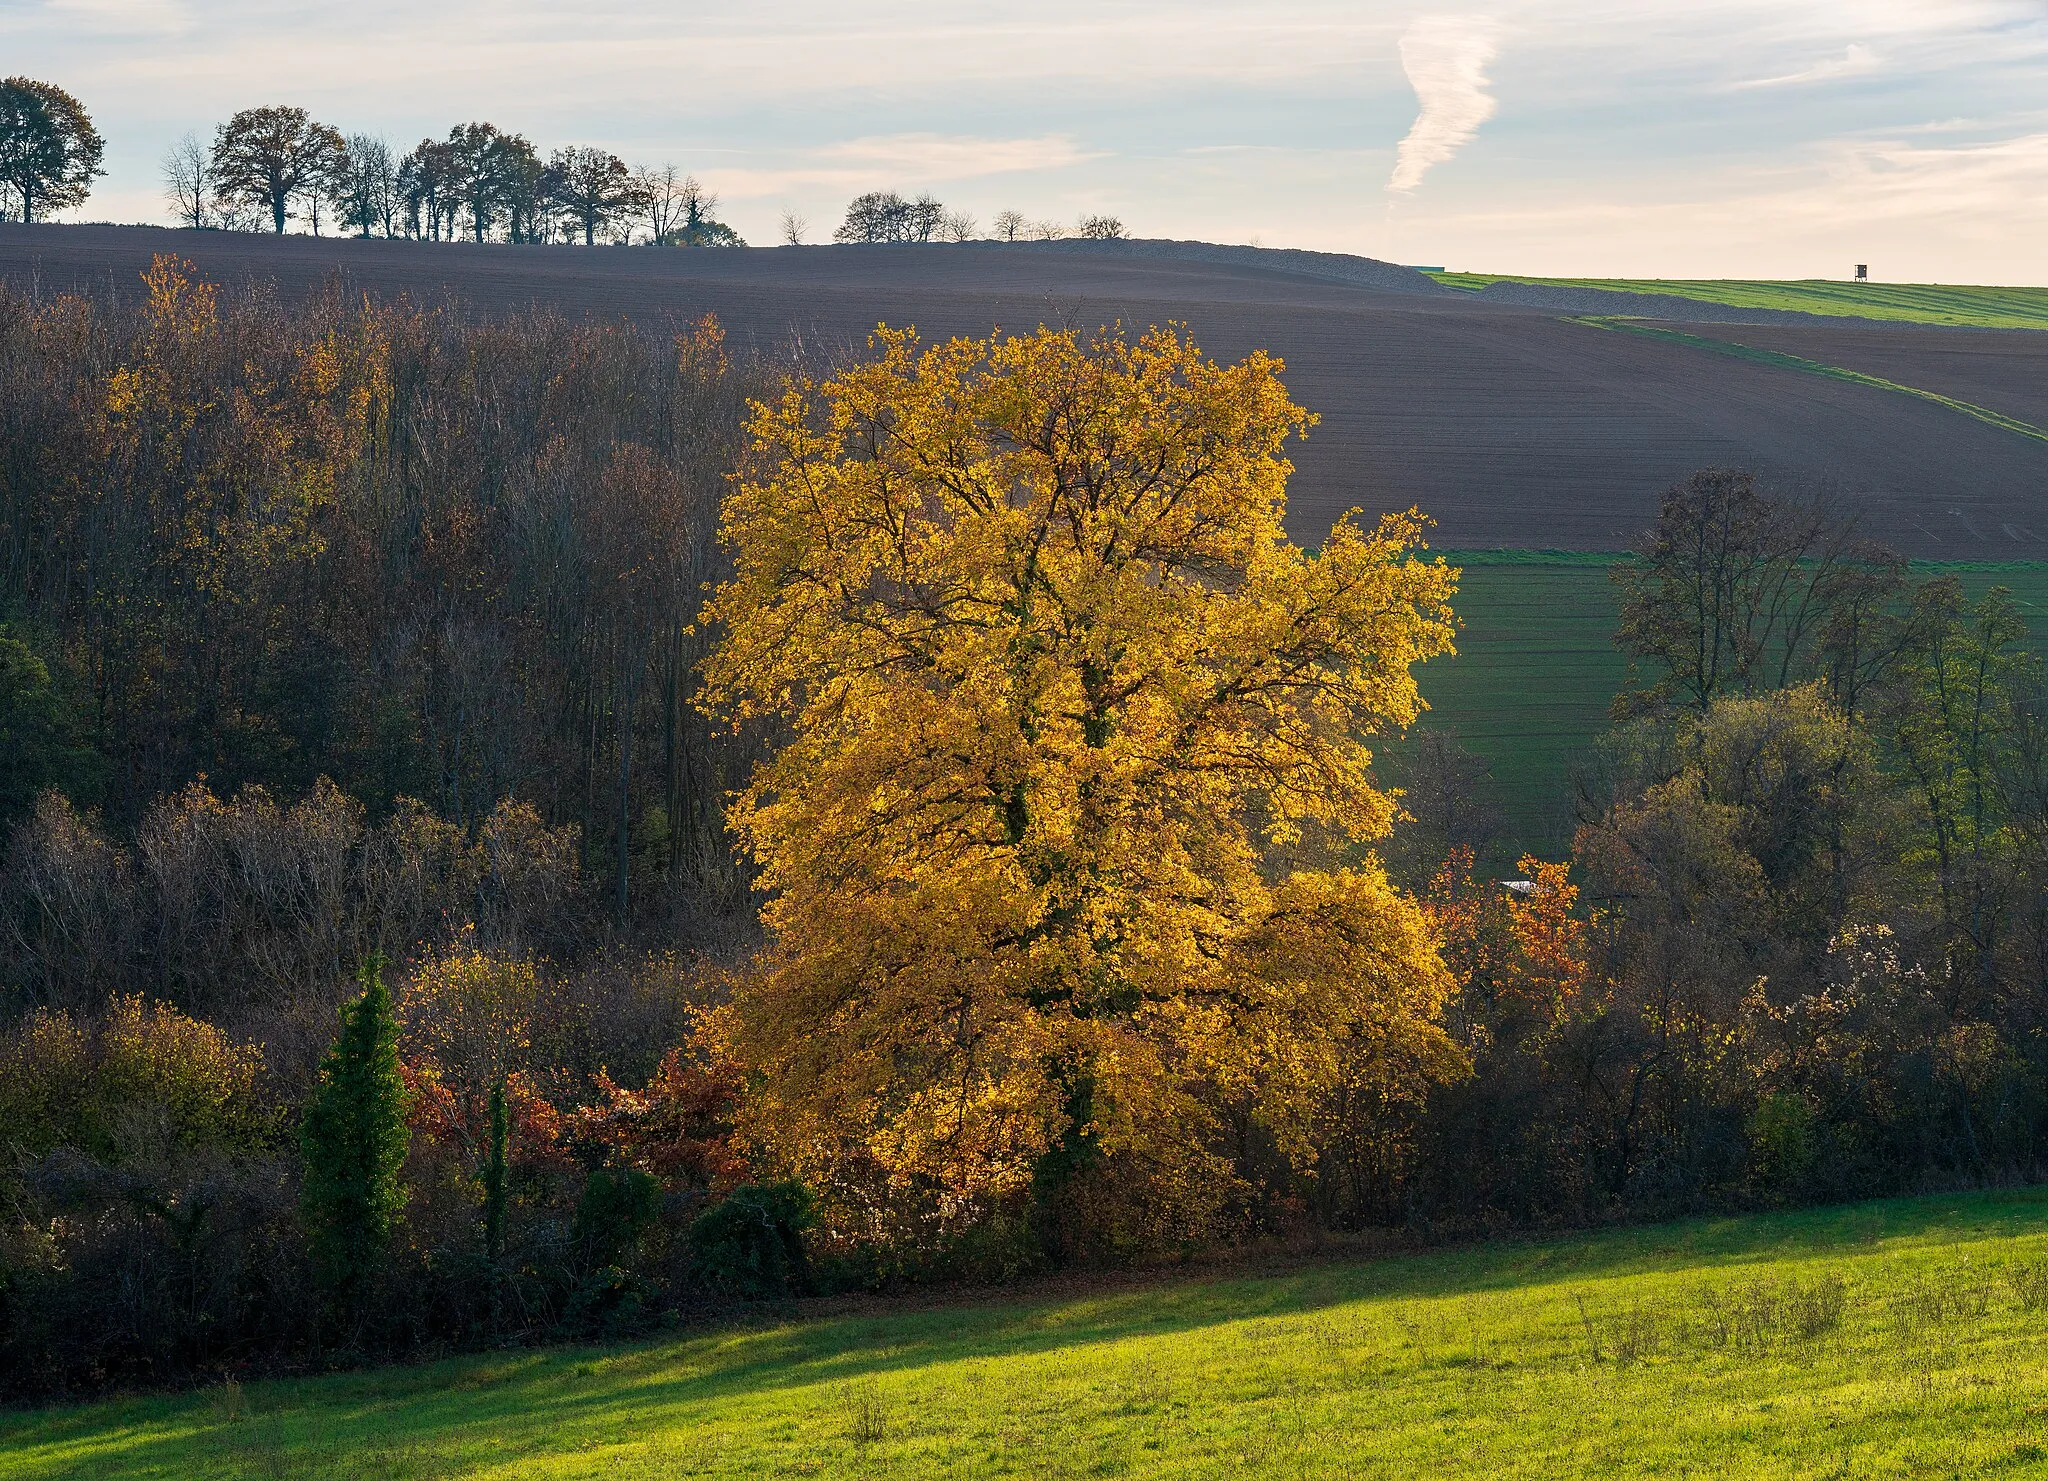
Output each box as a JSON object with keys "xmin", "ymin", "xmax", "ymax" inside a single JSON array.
[{"xmin": 1567, "ymin": 316, "xmax": 2048, "ymax": 446}]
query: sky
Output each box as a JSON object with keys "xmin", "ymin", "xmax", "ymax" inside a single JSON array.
[{"xmin": 8, "ymin": 0, "xmax": 2048, "ymax": 281}]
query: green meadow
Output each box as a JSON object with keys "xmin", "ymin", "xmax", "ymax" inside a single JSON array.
[
  {"xmin": 1426, "ymin": 273, "xmax": 2048, "ymax": 330},
  {"xmin": 1411, "ymin": 555, "xmax": 2048, "ymax": 854},
  {"xmin": 5, "ymin": 1189, "xmax": 2046, "ymax": 1479}
]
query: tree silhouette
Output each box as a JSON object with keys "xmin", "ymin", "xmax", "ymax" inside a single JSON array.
[
  {"xmin": 446, "ymin": 122, "xmax": 537, "ymax": 243},
  {"xmin": 211, "ymin": 105, "xmax": 344, "ymax": 234},
  {"xmin": 334, "ymin": 135, "xmax": 396, "ymax": 238},
  {"xmin": 547, "ymin": 146, "xmax": 633, "ymax": 245},
  {"xmin": 160, "ymin": 132, "xmax": 212, "ymax": 229},
  {"xmin": 397, "ymin": 139, "xmax": 458, "ymax": 239},
  {"xmin": 0, "ymin": 77, "xmax": 103, "ymax": 224}
]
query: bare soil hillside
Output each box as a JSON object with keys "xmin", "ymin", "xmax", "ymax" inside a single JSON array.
[
  {"xmin": 1669, "ymin": 320, "xmax": 2048, "ymax": 431},
  {"xmin": 5, "ymin": 224, "xmax": 2042, "ymax": 558}
]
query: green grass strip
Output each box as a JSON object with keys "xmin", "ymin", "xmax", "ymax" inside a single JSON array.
[
  {"xmin": 1566, "ymin": 315, "xmax": 2048, "ymax": 445},
  {"xmin": 1430, "ymin": 272, "xmax": 2048, "ymax": 330},
  {"xmin": 1424, "ymin": 548, "xmax": 1628, "ymax": 567},
  {"xmin": 6, "ymin": 1190, "xmax": 2048, "ymax": 1479},
  {"xmin": 1437, "ymin": 550, "xmax": 2048, "ymax": 573},
  {"xmin": 1908, "ymin": 559, "xmax": 2048, "ymax": 573}
]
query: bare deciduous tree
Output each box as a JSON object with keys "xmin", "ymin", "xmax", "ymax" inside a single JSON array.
[
  {"xmin": 630, "ymin": 163, "xmax": 689, "ymax": 243},
  {"xmin": 778, "ymin": 210, "xmax": 808, "ymax": 245},
  {"xmin": 938, "ymin": 209, "xmax": 978, "ymax": 242},
  {"xmin": 161, "ymin": 131, "xmax": 213, "ymax": 229},
  {"xmin": 1077, "ymin": 213, "xmax": 1126, "ymax": 240},
  {"xmin": 397, "ymin": 139, "xmax": 458, "ymax": 240},
  {"xmin": 1613, "ymin": 471, "xmax": 1871, "ymax": 714},
  {"xmin": 333, "ymin": 135, "xmax": 396, "ymax": 238},
  {"xmin": 906, "ymin": 193, "xmax": 943, "ymax": 243},
  {"xmin": 666, "ymin": 177, "xmax": 741, "ymax": 246},
  {"xmin": 991, "ymin": 208, "xmax": 1026, "ymax": 242}
]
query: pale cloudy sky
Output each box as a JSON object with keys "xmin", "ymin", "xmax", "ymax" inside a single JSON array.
[{"xmin": 9, "ymin": 0, "xmax": 2048, "ymax": 281}]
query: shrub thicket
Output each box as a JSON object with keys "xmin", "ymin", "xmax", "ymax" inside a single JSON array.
[{"xmin": 4, "ymin": 264, "xmax": 2048, "ymax": 1398}]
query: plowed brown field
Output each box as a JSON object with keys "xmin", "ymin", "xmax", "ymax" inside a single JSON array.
[
  {"xmin": 1665, "ymin": 320, "xmax": 2048, "ymax": 433},
  {"xmin": 5, "ymin": 224, "xmax": 2043, "ymax": 558}
]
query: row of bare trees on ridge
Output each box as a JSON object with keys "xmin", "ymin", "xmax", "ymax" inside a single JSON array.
[
  {"xmin": 161, "ymin": 105, "xmax": 740, "ymax": 246},
  {"xmin": 5, "ymin": 78, "xmax": 1135, "ymax": 248},
  {"xmin": 162, "ymin": 109, "xmax": 1133, "ymax": 250}
]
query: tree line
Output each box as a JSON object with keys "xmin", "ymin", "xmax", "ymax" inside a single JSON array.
[
  {"xmin": 0, "ymin": 74, "xmax": 1135, "ymax": 250},
  {"xmin": 822, "ymin": 192, "xmax": 1126, "ymax": 246},
  {"xmin": 161, "ymin": 106, "xmax": 744, "ymax": 246},
  {"xmin": 4, "ymin": 262, "xmax": 2046, "ymax": 1397},
  {"xmin": 1378, "ymin": 472, "xmax": 2048, "ymax": 1228}
]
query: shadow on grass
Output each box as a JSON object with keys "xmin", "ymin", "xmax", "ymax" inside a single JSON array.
[{"xmin": 4, "ymin": 1186, "xmax": 2044, "ymax": 1479}]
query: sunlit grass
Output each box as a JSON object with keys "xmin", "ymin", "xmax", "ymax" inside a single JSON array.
[
  {"xmin": 1428, "ymin": 273, "xmax": 2048, "ymax": 330},
  {"xmin": 5, "ymin": 1190, "xmax": 2048, "ymax": 1478}
]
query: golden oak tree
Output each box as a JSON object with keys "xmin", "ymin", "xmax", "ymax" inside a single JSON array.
[{"xmin": 704, "ymin": 323, "xmax": 1466, "ymax": 1252}]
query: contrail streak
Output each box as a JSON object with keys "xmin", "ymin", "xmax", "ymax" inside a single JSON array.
[{"xmin": 1389, "ymin": 16, "xmax": 1499, "ymax": 193}]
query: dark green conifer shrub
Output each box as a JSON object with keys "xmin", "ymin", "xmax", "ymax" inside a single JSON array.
[
  {"xmin": 573, "ymin": 1167, "xmax": 661, "ymax": 1268},
  {"xmin": 689, "ymin": 1182, "xmax": 813, "ymax": 1299},
  {"xmin": 300, "ymin": 957, "xmax": 411, "ymax": 1302}
]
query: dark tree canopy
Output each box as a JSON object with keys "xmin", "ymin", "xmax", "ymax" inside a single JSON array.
[
  {"xmin": 547, "ymin": 145, "xmax": 634, "ymax": 245},
  {"xmin": 397, "ymin": 138, "xmax": 459, "ymax": 240},
  {"xmin": 334, "ymin": 134, "xmax": 397, "ymax": 238},
  {"xmin": 212, "ymin": 105, "xmax": 345, "ymax": 234},
  {"xmin": 0, "ymin": 77, "xmax": 104, "ymax": 224},
  {"xmin": 445, "ymin": 122, "xmax": 540, "ymax": 243},
  {"xmin": 833, "ymin": 190, "xmax": 944, "ymax": 244}
]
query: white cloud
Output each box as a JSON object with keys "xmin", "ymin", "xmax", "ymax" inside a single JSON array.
[
  {"xmin": 1388, "ymin": 15, "xmax": 1499, "ymax": 194},
  {"xmin": 1733, "ymin": 42, "xmax": 1884, "ymax": 89},
  {"xmin": 14, "ymin": 0, "xmax": 2048, "ymax": 278}
]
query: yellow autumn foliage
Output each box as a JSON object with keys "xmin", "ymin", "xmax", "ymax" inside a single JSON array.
[
  {"xmin": 100, "ymin": 255, "xmax": 388, "ymax": 605},
  {"xmin": 703, "ymin": 322, "xmax": 1465, "ymax": 1248}
]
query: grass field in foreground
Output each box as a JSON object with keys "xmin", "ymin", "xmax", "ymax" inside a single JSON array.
[
  {"xmin": 1426, "ymin": 273, "xmax": 2048, "ymax": 330},
  {"xmin": 6, "ymin": 1190, "xmax": 2048, "ymax": 1479},
  {"xmin": 1412, "ymin": 557, "xmax": 2048, "ymax": 855}
]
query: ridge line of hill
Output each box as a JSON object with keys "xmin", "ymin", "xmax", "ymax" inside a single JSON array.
[
  {"xmin": 963, "ymin": 237, "xmax": 1454, "ymax": 296},
  {"xmin": 18, "ymin": 224, "xmax": 2038, "ymax": 331},
  {"xmin": 986, "ymin": 239, "xmax": 2041, "ymax": 330}
]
